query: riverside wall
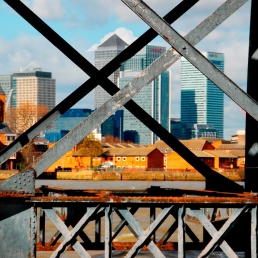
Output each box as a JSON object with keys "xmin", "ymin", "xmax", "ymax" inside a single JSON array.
[
  {"xmin": 0, "ymin": 170, "xmax": 244, "ymax": 181},
  {"xmin": 0, "ymin": 170, "xmax": 243, "ymax": 181}
]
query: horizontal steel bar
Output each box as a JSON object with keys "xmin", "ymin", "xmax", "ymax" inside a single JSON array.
[
  {"xmin": 122, "ymin": 0, "xmax": 258, "ymax": 120},
  {"xmin": 22, "ymin": 195, "xmax": 258, "ymax": 204}
]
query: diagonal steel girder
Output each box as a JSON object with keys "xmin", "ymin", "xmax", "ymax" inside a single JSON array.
[
  {"xmin": 1, "ymin": 0, "xmax": 246, "ymax": 192},
  {"xmin": 30, "ymin": 45, "xmax": 176, "ymax": 177},
  {"xmin": 122, "ymin": 0, "xmax": 258, "ymax": 121},
  {"xmin": 191, "ymin": 208, "xmax": 238, "ymax": 258},
  {"xmin": 197, "ymin": 206, "xmax": 249, "ymax": 258},
  {"xmin": 0, "ymin": 0, "xmax": 197, "ymax": 165},
  {"xmin": 44, "ymin": 208, "xmax": 94, "ymax": 258},
  {"xmin": 48, "ymin": 205, "xmax": 101, "ymax": 258}
]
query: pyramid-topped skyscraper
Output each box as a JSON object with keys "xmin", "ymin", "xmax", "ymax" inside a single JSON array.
[{"xmin": 94, "ymin": 34, "xmax": 128, "ymax": 109}]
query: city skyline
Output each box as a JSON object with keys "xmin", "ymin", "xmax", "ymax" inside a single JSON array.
[{"xmin": 0, "ymin": 0, "xmax": 250, "ymax": 139}]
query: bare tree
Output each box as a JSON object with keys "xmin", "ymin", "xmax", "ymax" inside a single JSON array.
[{"xmin": 6, "ymin": 103, "xmax": 49, "ymax": 134}]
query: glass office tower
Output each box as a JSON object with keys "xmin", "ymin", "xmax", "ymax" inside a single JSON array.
[
  {"xmin": 94, "ymin": 34, "xmax": 128, "ymax": 109},
  {"xmin": 181, "ymin": 52, "xmax": 224, "ymax": 138},
  {"xmin": 118, "ymin": 45, "xmax": 171, "ymax": 144}
]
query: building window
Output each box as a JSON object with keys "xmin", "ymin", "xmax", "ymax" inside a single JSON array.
[
  {"xmin": 117, "ymin": 157, "xmax": 121, "ymax": 161},
  {"xmin": 141, "ymin": 157, "xmax": 145, "ymax": 161},
  {"xmin": 135, "ymin": 157, "xmax": 139, "ymax": 161},
  {"xmin": 141, "ymin": 166, "xmax": 145, "ymax": 169},
  {"xmin": 136, "ymin": 166, "xmax": 139, "ymax": 169},
  {"xmin": 123, "ymin": 157, "xmax": 126, "ymax": 161}
]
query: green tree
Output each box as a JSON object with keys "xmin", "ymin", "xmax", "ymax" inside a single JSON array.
[{"xmin": 77, "ymin": 135, "xmax": 103, "ymax": 167}]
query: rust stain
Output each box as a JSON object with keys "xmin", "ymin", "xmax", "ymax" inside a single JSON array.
[
  {"xmin": 37, "ymin": 242, "xmax": 204, "ymax": 251},
  {"xmin": 163, "ymin": 35, "xmax": 169, "ymax": 41}
]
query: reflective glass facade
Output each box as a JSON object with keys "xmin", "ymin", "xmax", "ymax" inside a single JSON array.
[
  {"xmin": 181, "ymin": 52, "xmax": 224, "ymax": 138},
  {"xmin": 94, "ymin": 34, "xmax": 128, "ymax": 109},
  {"xmin": 118, "ymin": 45, "xmax": 171, "ymax": 144}
]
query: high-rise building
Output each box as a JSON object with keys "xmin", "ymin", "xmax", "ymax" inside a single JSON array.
[
  {"xmin": 0, "ymin": 69, "xmax": 56, "ymax": 133},
  {"xmin": 118, "ymin": 45, "xmax": 171, "ymax": 145},
  {"xmin": 12, "ymin": 68, "xmax": 55, "ymax": 110},
  {"xmin": 44, "ymin": 108, "xmax": 92, "ymax": 142},
  {"xmin": 94, "ymin": 34, "xmax": 128, "ymax": 109},
  {"xmin": 101, "ymin": 110, "xmax": 124, "ymax": 141},
  {"xmin": 181, "ymin": 52, "xmax": 224, "ymax": 138}
]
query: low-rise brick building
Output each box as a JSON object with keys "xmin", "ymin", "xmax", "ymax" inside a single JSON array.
[{"xmin": 102, "ymin": 147, "xmax": 164, "ymax": 169}]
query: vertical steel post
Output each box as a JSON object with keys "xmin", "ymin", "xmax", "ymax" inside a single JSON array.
[
  {"xmin": 150, "ymin": 207, "xmax": 156, "ymax": 243},
  {"xmin": 39, "ymin": 208, "xmax": 45, "ymax": 246},
  {"xmin": 245, "ymin": 0, "xmax": 258, "ymax": 191},
  {"xmin": 178, "ymin": 206, "xmax": 186, "ymax": 258},
  {"xmin": 105, "ymin": 206, "xmax": 112, "ymax": 258},
  {"xmin": 95, "ymin": 216, "xmax": 101, "ymax": 244},
  {"xmin": 251, "ymin": 206, "xmax": 258, "ymax": 257}
]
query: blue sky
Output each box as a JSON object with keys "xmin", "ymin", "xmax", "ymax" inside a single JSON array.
[{"xmin": 0, "ymin": 0, "xmax": 251, "ymax": 139}]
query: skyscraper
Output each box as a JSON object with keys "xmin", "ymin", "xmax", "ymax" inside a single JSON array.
[
  {"xmin": 118, "ymin": 45, "xmax": 171, "ymax": 144},
  {"xmin": 181, "ymin": 52, "xmax": 224, "ymax": 138},
  {"xmin": 94, "ymin": 34, "xmax": 128, "ymax": 109},
  {"xmin": 12, "ymin": 68, "xmax": 56, "ymax": 110}
]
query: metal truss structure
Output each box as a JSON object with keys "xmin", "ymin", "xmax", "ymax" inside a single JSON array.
[{"xmin": 0, "ymin": 0, "xmax": 258, "ymax": 257}]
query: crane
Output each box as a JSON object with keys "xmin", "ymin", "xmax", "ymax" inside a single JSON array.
[
  {"xmin": 19, "ymin": 61, "xmax": 34, "ymax": 72},
  {"xmin": 5, "ymin": 89, "xmax": 13, "ymax": 111}
]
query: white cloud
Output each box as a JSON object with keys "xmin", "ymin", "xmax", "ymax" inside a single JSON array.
[
  {"xmin": 21, "ymin": 0, "xmax": 65, "ymax": 20},
  {"xmin": 0, "ymin": 34, "xmax": 91, "ymax": 106},
  {"xmin": 86, "ymin": 27, "xmax": 137, "ymax": 52}
]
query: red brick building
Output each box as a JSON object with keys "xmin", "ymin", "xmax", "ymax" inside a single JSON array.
[{"xmin": 102, "ymin": 147, "xmax": 164, "ymax": 169}]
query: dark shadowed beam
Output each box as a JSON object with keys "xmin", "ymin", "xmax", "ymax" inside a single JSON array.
[{"xmin": 245, "ymin": 0, "xmax": 258, "ymax": 192}]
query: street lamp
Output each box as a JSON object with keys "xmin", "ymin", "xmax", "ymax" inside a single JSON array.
[{"xmin": 164, "ymin": 148, "xmax": 169, "ymax": 171}]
